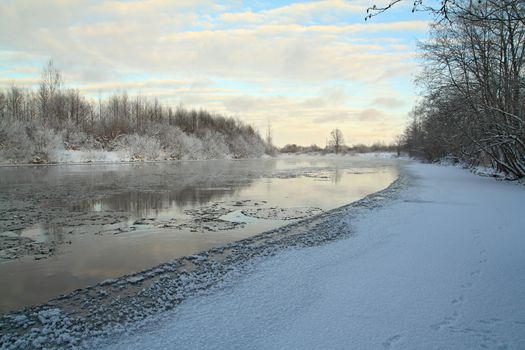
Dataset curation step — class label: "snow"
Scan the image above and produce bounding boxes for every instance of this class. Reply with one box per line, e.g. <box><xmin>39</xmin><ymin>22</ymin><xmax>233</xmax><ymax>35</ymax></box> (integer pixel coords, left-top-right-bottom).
<box><xmin>219</xmin><ymin>210</ymin><xmax>260</xmax><ymax>224</ymax></box>
<box><xmin>50</xmin><ymin>150</ymin><xmax>127</xmax><ymax>164</ymax></box>
<box><xmin>125</xmin><ymin>276</ymin><xmax>145</xmax><ymax>284</ymax></box>
<box><xmin>354</xmin><ymin>151</ymin><xmax>397</xmax><ymax>159</ymax></box>
<box><xmin>101</xmin><ymin>163</ymin><xmax>525</xmax><ymax>349</ymax></box>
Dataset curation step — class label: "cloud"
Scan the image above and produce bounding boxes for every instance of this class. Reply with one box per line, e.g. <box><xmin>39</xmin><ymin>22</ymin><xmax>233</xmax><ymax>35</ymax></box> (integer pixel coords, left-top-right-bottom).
<box><xmin>93</xmin><ymin>0</ymin><xmax>214</xmax><ymax>17</ymax></box>
<box><xmin>313</xmin><ymin>112</ymin><xmax>351</xmax><ymax>123</ymax></box>
<box><xmin>356</xmin><ymin>108</ymin><xmax>385</xmax><ymax>121</ymax></box>
<box><xmin>78</xmin><ymin>79</ymin><xmax>188</xmax><ymax>93</ymax></box>
<box><xmin>0</xmin><ymin>77</ymin><xmax>40</xmax><ymax>88</ymax></box>
<box><xmin>152</xmin><ymin>22</ymin><xmax>423</xmax><ymax>83</ymax></box>
<box><xmin>219</xmin><ymin>0</ymin><xmax>365</xmax><ymax>25</ymax></box>
<box><xmin>312</xmin><ymin>107</ymin><xmax>386</xmax><ymax>124</ymax></box>
<box><xmin>301</xmin><ymin>87</ymin><xmax>348</xmax><ymax>109</ymax></box>
<box><xmin>301</xmin><ymin>97</ymin><xmax>327</xmax><ymax>109</ymax></box>
<box><xmin>0</xmin><ymin>0</ymin><xmax>427</xmax><ymax>146</ymax></box>
<box><xmin>190</xmin><ymin>78</ymin><xmax>214</xmax><ymax>89</ymax></box>
<box><xmin>371</xmin><ymin>97</ymin><xmax>405</xmax><ymax>108</ymax></box>
<box><xmin>1</xmin><ymin>0</ymin><xmax>427</xmax><ymax>85</ymax></box>
<box><xmin>223</xmin><ymin>96</ymin><xmax>290</xmax><ymax>113</ymax></box>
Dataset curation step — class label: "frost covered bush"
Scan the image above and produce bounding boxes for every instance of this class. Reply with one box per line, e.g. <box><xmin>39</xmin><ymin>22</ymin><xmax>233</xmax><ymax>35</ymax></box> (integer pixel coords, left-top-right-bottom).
<box><xmin>161</xmin><ymin>127</ymin><xmax>237</xmax><ymax>160</ymax></box>
<box><xmin>0</xmin><ymin>119</ymin><xmax>32</xmax><ymax>162</ymax></box>
<box><xmin>114</xmin><ymin>134</ymin><xmax>163</xmax><ymax>161</ymax></box>
<box><xmin>30</xmin><ymin>126</ymin><xmax>64</xmax><ymax>161</ymax></box>
<box><xmin>62</xmin><ymin>122</ymin><xmax>99</xmax><ymax>150</ymax></box>
<box><xmin>172</xmin><ymin>132</ymin><xmax>205</xmax><ymax>160</ymax></box>
<box><xmin>135</xmin><ymin>125</ymin><xmax>258</xmax><ymax>160</ymax></box>
<box><xmin>246</xmin><ymin>134</ymin><xmax>266</xmax><ymax>158</ymax></box>
<box><xmin>51</xmin><ymin>149</ymin><xmax>125</xmax><ymax>163</ymax></box>
<box><xmin>180</xmin><ymin>136</ymin><xmax>205</xmax><ymax>160</ymax></box>
<box><xmin>156</xmin><ymin>126</ymin><xmax>205</xmax><ymax>160</ymax></box>
<box><xmin>200</xmin><ymin>130</ymin><xmax>230</xmax><ymax>160</ymax></box>
<box><xmin>0</xmin><ymin>119</ymin><xmax>63</xmax><ymax>163</ymax></box>
<box><xmin>229</xmin><ymin>134</ymin><xmax>265</xmax><ymax>159</ymax></box>
<box><xmin>0</xmin><ymin>115</ymin><xmax>265</xmax><ymax>163</ymax></box>
<box><xmin>1</xmin><ymin>71</ymin><xmax>268</xmax><ymax>163</ymax></box>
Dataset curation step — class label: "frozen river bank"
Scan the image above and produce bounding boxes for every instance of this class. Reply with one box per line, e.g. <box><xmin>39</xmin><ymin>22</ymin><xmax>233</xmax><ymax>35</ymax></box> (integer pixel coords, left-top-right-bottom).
<box><xmin>97</xmin><ymin>163</ymin><xmax>525</xmax><ymax>350</ymax></box>
<box><xmin>3</xmin><ymin>161</ymin><xmax>523</xmax><ymax>349</ymax></box>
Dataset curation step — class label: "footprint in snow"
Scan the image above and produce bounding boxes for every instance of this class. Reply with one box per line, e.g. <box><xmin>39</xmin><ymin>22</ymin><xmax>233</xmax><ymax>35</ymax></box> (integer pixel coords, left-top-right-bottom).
<box><xmin>477</xmin><ymin>318</ymin><xmax>502</xmax><ymax>325</ymax></box>
<box><xmin>382</xmin><ymin>334</ymin><xmax>401</xmax><ymax>349</ymax></box>
<box><xmin>430</xmin><ymin>315</ymin><xmax>457</xmax><ymax>331</ymax></box>
<box><xmin>451</xmin><ymin>295</ymin><xmax>464</xmax><ymax>304</ymax></box>
<box><xmin>470</xmin><ymin>269</ymin><xmax>481</xmax><ymax>276</ymax></box>
<box><xmin>461</xmin><ymin>281</ymin><xmax>473</xmax><ymax>288</ymax></box>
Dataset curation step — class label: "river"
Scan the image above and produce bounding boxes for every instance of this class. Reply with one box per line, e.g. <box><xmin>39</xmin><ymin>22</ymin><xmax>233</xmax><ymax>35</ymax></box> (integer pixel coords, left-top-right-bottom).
<box><xmin>0</xmin><ymin>154</ymin><xmax>399</xmax><ymax>313</ymax></box>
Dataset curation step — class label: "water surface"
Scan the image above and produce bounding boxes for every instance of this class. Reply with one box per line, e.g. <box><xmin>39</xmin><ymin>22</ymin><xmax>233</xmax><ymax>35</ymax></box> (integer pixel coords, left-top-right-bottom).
<box><xmin>0</xmin><ymin>155</ymin><xmax>399</xmax><ymax>313</ymax></box>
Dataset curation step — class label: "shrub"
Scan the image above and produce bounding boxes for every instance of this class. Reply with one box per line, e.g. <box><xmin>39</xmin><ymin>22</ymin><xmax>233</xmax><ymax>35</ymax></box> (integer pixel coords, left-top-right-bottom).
<box><xmin>0</xmin><ymin>119</ymin><xmax>63</xmax><ymax>163</ymax></box>
<box><xmin>114</xmin><ymin>134</ymin><xmax>163</xmax><ymax>161</ymax></box>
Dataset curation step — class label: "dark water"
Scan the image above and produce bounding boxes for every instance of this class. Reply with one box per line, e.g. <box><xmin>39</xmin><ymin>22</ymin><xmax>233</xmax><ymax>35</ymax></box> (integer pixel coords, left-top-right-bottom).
<box><xmin>0</xmin><ymin>155</ymin><xmax>400</xmax><ymax>313</ymax></box>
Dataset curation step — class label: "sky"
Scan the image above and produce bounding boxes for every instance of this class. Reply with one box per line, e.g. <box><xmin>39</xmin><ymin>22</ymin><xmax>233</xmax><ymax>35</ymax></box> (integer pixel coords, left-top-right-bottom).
<box><xmin>0</xmin><ymin>0</ymin><xmax>432</xmax><ymax>147</ymax></box>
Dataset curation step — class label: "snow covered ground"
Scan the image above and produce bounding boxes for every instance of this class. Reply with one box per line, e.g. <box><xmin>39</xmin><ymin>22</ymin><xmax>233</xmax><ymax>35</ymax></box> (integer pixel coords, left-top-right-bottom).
<box><xmin>100</xmin><ymin>163</ymin><xmax>525</xmax><ymax>350</ymax></box>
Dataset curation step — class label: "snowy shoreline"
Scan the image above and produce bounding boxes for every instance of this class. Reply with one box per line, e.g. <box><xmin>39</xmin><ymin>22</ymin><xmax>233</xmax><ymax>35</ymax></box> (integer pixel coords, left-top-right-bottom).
<box><xmin>0</xmin><ymin>151</ymin><xmax>397</xmax><ymax>168</ymax></box>
<box><xmin>3</xmin><ymin>161</ymin><xmax>524</xmax><ymax>349</ymax></box>
<box><xmin>0</xmin><ymin>162</ymin><xmax>408</xmax><ymax>349</ymax></box>
<box><xmin>100</xmin><ymin>163</ymin><xmax>524</xmax><ymax>350</ymax></box>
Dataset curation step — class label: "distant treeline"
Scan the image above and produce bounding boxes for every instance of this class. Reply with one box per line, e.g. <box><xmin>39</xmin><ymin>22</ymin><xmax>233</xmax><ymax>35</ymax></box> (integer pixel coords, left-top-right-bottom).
<box><xmin>400</xmin><ymin>0</ymin><xmax>524</xmax><ymax>178</ymax></box>
<box><xmin>0</xmin><ymin>62</ymin><xmax>267</xmax><ymax>163</ymax></box>
<box><xmin>280</xmin><ymin>142</ymin><xmax>398</xmax><ymax>154</ymax></box>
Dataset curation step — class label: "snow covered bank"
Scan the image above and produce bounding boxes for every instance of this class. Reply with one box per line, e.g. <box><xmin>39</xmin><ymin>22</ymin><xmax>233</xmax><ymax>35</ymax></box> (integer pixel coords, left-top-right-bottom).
<box><xmin>0</xmin><ymin>150</ymin><xmax>399</xmax><ymax>167</ymax></box>
<box><xmin>50</xmin><ymin>150</ymin><xmax>127</xmax><ymax>164</ymax></box>
<box><xmin>100</xmin><ymin>163</ymin><xmax>525</xmax><ymax>349</ymax></box>
<box><xmin>2</xmin><ymin>163</ymin><xmax>524</xmax><ymax>349</ymax></box>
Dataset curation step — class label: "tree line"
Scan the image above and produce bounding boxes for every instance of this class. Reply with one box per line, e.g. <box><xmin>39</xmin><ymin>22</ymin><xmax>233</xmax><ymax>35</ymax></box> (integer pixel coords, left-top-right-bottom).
<box><xmin>0</xmin><ymin>62</ymin><xmax>267</xmax><ymax>163</ymax></box>
<box><xmin>400</xmin><ymin>0</ymin><xmax>525</xmax><ymax>178</ymax></box>
<box><xmin>280</xmin><ymin>128</ymin><xmax>400</xmax><ymax>154</ymax></box>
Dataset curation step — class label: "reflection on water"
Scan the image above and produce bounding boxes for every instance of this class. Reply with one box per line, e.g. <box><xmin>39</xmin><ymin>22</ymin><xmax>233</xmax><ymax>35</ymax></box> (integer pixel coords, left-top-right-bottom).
<box><xmin>20</xmin><ymin>224</ymin><xmax>49</xmax><ymax>243</ymax></box>
<box><xmin>79</xmin><ymin>186</ymin><xmax>241</xmax><ymax>218</ymax></box>
<box><xmin>0</xmin><ymin>156</ymin><xmax>401</xmax><ymax>313</ymax></box>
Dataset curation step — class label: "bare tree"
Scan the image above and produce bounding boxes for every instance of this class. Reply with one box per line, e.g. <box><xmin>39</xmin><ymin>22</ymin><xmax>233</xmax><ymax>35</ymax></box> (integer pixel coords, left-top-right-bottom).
<box><xmin>328</xmin><ymin>128</ymin><xmax>345</xmax><ymax>154</ymax></box>
<box><xmin>1</xmin><ymin>61</ymin><xmax>271</xmax><ymax>163</ymax></box>
<box><xmin>266</xmin><ymin>120</ymin><xmax>273</xmax><ymax>146</ymax></box>
<box><xmin>394</xmin><ymin>134</ymin><xmax>404</xmax><ymax>156</ymax></box>
<box><xmin>401</xmin><ymin>0</ymin><xmax>525</xmax><ymax>177</ymax></box>
<box><xmin>366</xmin><ymin>0</ymin><xmax>525</xmax><ymax>22</ymax></box>
<box><xmin>7</xmin><ymin>85</ymin><xmax>24</xmax><ymax>120</ymax></box>
<box><xmin>38</xmin><ymin>60</ymin><xmax>62</xmax><ymax>124</ymax></box>
<box><xmin>0</xmin><ymin>91</ymin><xmax>6</xmax><ymax>121</ymax></box>
<box><xmin>264</xmin><ymin>119</ymin><xmax>278</xmax><ymax>155</ymax></box>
